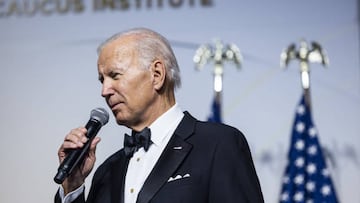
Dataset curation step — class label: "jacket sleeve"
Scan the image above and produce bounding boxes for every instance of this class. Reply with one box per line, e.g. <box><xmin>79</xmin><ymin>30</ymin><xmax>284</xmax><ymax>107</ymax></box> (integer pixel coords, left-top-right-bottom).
<box><xmin>208</xmin><ymin>129</ymin><xmax>264</xmax><ymax>203</ymax></box>
<box><xmin>54</xmin><ymin>188</ymin><xmax>86</xmax><ymax>203</ymax></box>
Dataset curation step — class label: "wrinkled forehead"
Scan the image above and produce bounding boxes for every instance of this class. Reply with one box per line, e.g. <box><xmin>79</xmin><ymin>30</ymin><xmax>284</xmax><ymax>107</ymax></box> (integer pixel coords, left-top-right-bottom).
<box><xmin>97</xmin><ymin>39</ymin><xmax>138</xmax><ymax>71</ymax></box>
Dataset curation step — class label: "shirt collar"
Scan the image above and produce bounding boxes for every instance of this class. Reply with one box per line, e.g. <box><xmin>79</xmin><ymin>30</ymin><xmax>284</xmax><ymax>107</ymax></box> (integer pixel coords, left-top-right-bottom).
<box><xmin>148</xmin><ymin>103</ymin><xmax>184</xmax><ymax>146</ymax></box>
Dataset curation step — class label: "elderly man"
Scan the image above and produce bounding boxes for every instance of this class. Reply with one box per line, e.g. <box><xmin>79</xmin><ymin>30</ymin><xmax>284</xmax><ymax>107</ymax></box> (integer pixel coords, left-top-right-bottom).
<box><xmin>55</xmin><ymin>27</ymin><xmax>264</xmax><ymax>203</ymax></box>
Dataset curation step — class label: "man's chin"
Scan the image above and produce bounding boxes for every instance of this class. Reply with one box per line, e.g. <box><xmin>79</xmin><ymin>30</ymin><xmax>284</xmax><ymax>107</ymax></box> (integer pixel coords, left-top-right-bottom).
<box><xmin>114</xmin><ymin>114</ymin><xmax>127</xmax><ymax>126</ymax></box>
<box><xmin>116</xmin><ymin>119</ymin><xmax>125</xmax><ymax>125</ymax></box>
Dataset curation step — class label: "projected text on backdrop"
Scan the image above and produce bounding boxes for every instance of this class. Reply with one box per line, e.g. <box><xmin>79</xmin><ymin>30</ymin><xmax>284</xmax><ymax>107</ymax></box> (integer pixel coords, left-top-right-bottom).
<box><xmin>0</xmin><ymin>0</ymin><xmax>213</xmax><ymax>17</ymax></box>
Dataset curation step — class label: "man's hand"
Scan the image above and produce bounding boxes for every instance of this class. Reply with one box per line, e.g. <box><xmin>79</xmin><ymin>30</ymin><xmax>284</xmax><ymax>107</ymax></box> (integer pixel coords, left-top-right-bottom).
<box><xmin>57</xmin><ymin>127</ymin><xmax>101</xmax><ymax>195</ymax></box>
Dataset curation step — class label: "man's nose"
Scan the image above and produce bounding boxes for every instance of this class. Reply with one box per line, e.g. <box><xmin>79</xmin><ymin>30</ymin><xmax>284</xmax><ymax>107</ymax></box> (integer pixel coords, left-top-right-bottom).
<box><xmin>101</xmin><ymin>79</ymin><xmax>113</xmax><ymax>98</ymax></box>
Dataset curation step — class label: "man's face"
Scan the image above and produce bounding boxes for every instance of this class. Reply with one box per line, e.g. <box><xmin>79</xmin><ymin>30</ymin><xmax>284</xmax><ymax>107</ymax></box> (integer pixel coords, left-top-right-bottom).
<box><xmin>97</xmin><ymin>38</ymin><xmax>156</xmax><ymax>128</ymax></box>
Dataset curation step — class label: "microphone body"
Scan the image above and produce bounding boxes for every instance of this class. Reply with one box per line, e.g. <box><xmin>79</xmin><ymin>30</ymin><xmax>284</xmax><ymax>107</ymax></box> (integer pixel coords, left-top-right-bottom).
<box><xmin>54</xmin><ymin>108</ymin><xmax>109</xmax><ymax>184</ymax></box>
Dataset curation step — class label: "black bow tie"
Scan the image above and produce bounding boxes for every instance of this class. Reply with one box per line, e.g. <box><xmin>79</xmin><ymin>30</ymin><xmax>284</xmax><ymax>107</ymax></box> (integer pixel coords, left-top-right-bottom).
<box><xmin>124</xmin><ymin>127</ymin><xmax>152</xmax><ymax>158</ymax></box>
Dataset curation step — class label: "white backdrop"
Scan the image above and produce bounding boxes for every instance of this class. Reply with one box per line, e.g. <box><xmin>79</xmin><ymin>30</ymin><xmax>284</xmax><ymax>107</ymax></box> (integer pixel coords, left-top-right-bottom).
<box><xmin>0</xmin><ymin>1</ymin><xmax>359</xmax><ymax>202</ymax></box>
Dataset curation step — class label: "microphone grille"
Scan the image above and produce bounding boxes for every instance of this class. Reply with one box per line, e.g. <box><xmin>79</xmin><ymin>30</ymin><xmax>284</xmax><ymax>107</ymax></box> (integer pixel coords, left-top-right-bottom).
<box><xmin>90</xmin><ymin>108</ymin><xmax>109</xmax><ymax>126</ymax></box>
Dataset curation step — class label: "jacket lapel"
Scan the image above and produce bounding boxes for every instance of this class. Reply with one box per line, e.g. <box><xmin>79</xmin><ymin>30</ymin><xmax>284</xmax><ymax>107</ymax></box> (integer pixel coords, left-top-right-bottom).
<box><xmin>110</xmin><ymin>151</ymin><xmax>130</xmax><ymax>203</ymax></box>
<box><xmin>136</xmin><ymin>112</ymin><xmax>196</xmax><ymax>203</ymax></box>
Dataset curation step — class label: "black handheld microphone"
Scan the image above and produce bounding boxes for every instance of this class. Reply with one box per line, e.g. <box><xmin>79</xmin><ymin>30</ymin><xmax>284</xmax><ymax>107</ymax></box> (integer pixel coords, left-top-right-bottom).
<box><xmin>54</xmin><ymin>108</ymin><xmax>109</xmax><ymax>184</ymax></box>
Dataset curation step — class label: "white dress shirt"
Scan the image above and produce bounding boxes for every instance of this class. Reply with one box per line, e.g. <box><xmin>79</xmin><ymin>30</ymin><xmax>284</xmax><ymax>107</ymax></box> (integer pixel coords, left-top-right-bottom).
<box><xmin>59</xmin><ymin>103</ymin><xmax>184</xmax><ymax>203</ymax></box>
<box><xmin>124</xmin><ymin>103</ymin><xmax>184</xmax><ymax>203</ymax></box>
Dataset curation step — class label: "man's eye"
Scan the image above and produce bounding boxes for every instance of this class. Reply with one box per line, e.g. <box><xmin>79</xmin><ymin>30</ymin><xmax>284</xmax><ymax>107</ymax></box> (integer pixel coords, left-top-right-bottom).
<box><xmin>98</xmin><ymin>76</ymin><xmax>104</xmax><ymax>84</ymax></box>
<box><xmin>109</xmin><ymin>72</ymin><xmax>121</xmax><ymax>79</ymax></box>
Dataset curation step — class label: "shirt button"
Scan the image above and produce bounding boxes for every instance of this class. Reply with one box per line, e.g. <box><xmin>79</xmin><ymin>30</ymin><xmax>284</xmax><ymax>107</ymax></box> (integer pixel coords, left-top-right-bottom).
<box><xmin>137</xmin><ymin>157</ymin><xmax>140</xmax><ymax>162</ymax></box>
<box><xmin>130</xmin><ymin>188</ymin><xmax>134</xmax><ymax>193</ymax></box>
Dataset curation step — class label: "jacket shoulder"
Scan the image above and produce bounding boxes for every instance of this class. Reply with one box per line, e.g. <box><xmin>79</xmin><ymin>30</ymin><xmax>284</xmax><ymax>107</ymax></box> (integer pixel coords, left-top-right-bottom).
<box><xmin>182</xmin><ymin>111</ymin><xmax>248</xmax><ymax>145</ymax></box>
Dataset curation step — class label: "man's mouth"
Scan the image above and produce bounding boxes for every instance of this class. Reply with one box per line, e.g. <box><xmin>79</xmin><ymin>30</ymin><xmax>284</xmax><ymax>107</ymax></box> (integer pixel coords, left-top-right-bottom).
<box><xmin>109</xmin><ymin>102</ymin><xmax>123</xmax><ymax>112</ymax></box>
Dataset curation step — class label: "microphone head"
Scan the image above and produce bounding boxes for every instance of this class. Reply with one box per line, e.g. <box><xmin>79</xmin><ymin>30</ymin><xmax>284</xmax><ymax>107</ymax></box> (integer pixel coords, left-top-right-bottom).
<box><xmin>90</xmin><ymin>108</ymin><xmax>109</xmax><ymax>126</ymax></box>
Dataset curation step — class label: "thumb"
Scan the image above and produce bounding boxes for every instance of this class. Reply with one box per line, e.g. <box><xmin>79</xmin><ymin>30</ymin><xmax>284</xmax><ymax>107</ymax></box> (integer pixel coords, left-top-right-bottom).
<box><xmin>86</xmin><ymin>137</ymin><xmax>101</xmax><ymax>163</ymax></box>
<box><xmin>89</xmin><ymin>137</ymin><xmax>101</xmax><ymax>153</ymax></box>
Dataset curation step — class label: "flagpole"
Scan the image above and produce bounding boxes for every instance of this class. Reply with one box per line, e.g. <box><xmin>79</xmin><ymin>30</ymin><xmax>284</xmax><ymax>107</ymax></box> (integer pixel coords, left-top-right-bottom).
<box><xmin>193</xmin><ymin>39</ymin><xmax>242</xmax><ymax>122</ymax></box>
<box><xmin>280</xmin><ymin>39</ymin><xmax>329</xmax><ymax>112</ymax></box>
<box><xmin>300</xmin><ymin>59</ymin><xmax>312</xmax><ymax>111</ymax></box>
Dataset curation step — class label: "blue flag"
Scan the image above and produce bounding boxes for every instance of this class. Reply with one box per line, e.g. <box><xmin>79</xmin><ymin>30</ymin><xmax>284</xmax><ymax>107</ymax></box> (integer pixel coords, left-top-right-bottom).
<box><xmin>207</xmin><ymin>95</ymin><xmax>222</xmax><ymax>123</ymax></box>
<box><xmin>279</xmin><ymin>94</ymin><xmax>339</xmax><ymax>203</ymax></box>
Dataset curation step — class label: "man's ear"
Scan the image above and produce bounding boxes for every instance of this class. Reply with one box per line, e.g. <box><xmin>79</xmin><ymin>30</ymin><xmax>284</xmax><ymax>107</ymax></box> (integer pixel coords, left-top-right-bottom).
<box><xmin>151</xmin><ymin>60</ymin><xmax>166</xmax><ymax>91</ymax></box>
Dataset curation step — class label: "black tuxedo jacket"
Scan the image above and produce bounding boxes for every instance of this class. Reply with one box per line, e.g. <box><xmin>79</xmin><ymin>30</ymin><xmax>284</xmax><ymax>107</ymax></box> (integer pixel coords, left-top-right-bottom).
<box><xmin>55</xmin><ymin>111</ymin><xmax>264</xmax><ymax>203</ymax></box>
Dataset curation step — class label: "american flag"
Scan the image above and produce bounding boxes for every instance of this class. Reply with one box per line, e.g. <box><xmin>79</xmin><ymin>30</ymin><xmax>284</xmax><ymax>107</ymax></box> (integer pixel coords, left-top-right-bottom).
<box><xmin>279</xmin><ymin>94</ymin><xmax>339</xmax><ymax>203</ymax></box>
<box><xmin>207</xmin><ymin>94</ymin><xmax>222</xmax><ymax>123</ymax></box>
